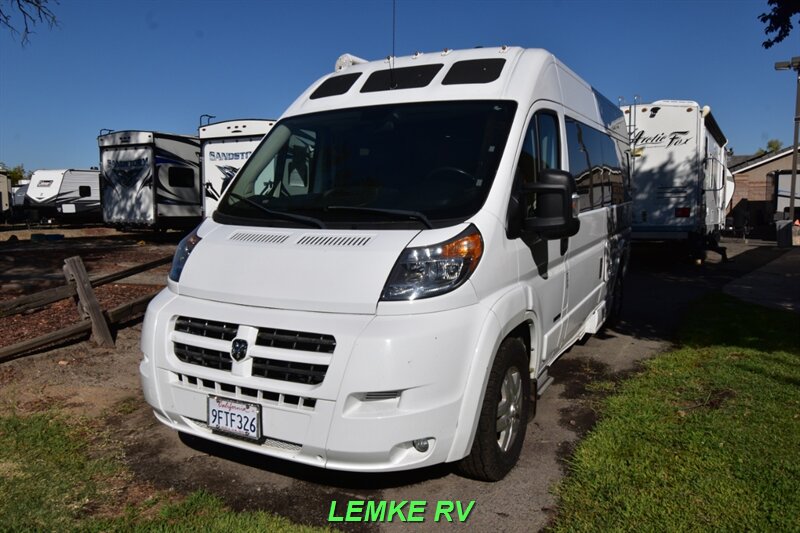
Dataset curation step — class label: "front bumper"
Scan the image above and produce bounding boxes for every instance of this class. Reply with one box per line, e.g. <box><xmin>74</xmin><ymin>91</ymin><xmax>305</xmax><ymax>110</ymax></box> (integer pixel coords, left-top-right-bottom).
<box><xmin>140</xmin><ymin>289</ymin><xmax>489</xmax><ymax>472</ymax></box>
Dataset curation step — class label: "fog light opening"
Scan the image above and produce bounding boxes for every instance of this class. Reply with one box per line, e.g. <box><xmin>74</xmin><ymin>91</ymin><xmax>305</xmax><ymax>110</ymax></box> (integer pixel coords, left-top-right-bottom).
<box><xmin>412</xmin><ymin>438</ymin><xmax>430</xmax><ymax>453</ymax></box>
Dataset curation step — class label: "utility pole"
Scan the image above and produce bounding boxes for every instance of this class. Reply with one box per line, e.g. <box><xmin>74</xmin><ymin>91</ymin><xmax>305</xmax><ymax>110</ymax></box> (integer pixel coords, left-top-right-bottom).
<box><xmin>774</xmin><ymin>57</ymin><xmax>800</xmax><ymax>246</ymax></box>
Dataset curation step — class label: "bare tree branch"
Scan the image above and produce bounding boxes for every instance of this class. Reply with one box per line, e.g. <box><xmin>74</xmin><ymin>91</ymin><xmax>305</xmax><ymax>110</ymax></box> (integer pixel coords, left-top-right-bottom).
<box><xmin>0</xmin><ymin>0</ymin><xmax>58</xmax><ymax>45</ymax></box>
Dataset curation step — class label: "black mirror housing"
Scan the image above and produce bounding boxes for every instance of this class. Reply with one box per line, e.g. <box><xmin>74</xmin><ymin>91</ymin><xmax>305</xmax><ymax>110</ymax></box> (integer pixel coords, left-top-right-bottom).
<box><xmin>521</xmin><ymin>169</ymin><xmax>580</xmax><ymax>239</ymax></box>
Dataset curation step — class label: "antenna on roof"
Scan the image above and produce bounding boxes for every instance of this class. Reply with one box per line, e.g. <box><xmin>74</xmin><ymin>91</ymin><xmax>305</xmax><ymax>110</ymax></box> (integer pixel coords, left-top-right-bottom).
<box><xmin>199</xmin><ymin>114</ymin><xmax>216</xmax><ymax>128</ymax></box>
<box><xmin>389</xmin><ymin>0</ymin><xmax>397</xmax><ymax>89</ymax></box>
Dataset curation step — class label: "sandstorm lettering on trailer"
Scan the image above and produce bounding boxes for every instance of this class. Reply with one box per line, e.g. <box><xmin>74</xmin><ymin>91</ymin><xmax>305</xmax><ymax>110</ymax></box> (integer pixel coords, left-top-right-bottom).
<box><xmin>209</xmin><ymin>151</ymin><xmax>253</xmax><ymax>162</ymax></box>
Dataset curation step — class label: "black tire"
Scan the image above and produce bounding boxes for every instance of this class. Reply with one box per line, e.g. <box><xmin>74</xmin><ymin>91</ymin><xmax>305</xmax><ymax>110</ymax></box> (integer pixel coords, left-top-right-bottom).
<box><xmin>458</xmin><ymin>337</ymin><xmax>530</xmax><ymax>481</ymax></box>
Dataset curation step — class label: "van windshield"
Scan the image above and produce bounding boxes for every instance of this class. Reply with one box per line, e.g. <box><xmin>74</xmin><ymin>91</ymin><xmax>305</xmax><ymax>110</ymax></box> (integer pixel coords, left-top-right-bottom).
<box><xmin>216</xmin><ymin>101</ymin><xmax>517</xmax><ymax>228</ymax></box>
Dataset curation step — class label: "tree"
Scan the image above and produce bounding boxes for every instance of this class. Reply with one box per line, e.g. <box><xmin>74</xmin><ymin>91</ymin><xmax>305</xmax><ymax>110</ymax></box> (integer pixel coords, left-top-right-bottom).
<box><xmin>759</xmin><ymin>0</ymin><xmax>800</xmax><ymax>49</ymax></box>
<box><xmin>0</xmin><ymin>0</ymin><xmax>58</xmax><ymax>45</ymax></box>
<box><xmin>754</xmin><ymin>139</ymin><xmax>784</xmax><ymax>157</ymax></box>
<box><xmin>2</xmin><ymin>163</ymin><xmax>30</xmax><ymax>184</ymax></box>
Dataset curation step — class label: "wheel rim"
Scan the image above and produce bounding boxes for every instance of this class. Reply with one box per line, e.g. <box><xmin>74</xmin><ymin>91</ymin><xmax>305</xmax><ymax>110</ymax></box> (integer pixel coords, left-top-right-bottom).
<box><xmin>496</xmin><ymin>366</ymin><xmax>523</xmax><ymax>452</ymax></box>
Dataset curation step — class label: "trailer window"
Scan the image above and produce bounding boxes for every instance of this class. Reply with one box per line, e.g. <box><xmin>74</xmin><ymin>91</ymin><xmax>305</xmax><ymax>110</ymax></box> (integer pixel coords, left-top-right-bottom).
<box><xmin>79</xmin><ymin>186</ymin><xmax>91</xmax><ymax>197</ymax></box>
<box><xmin>168</xmin><ymin>167</ymin><xmax>194</xmax><ymax>188</ymax></box>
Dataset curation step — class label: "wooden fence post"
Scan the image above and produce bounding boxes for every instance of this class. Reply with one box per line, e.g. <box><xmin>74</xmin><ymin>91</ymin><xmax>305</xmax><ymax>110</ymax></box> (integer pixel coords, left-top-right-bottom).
<box><xmin>63</xmin><ymin>256</ymin><xmax>115</xmax><ymax>347</ymax></box>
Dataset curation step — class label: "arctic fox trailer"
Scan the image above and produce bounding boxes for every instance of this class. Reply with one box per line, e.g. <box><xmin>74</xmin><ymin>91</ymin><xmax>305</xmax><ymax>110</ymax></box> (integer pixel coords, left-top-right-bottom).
<box><xmin>621</xmin><ymin>100</ymin><xmax>732</xmax><ymax>253</ymax></box>
<box><xmin>140</xmin><ymin>47</ymin><xmax>632</xmax><ymax>481</ymax></box>
<box><xmin>98</xmin><ymin>131</ymin><xmax>201</xmax><ymax>229</ymax></box>
<box><xmin>25</xmin><ymin>169</ymin><xmax>102</xmax><ymax>222</ymax></box>
<box><xmin>199</xmin><ymin>119</ymin><xmax>276</xmax><ymax>215</ymax></box>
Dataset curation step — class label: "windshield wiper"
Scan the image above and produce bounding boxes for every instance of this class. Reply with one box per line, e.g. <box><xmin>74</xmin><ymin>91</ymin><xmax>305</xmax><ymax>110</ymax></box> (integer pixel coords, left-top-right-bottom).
<box><xmin>229</xmin><ymin>192</ymin><xmax>326</xmax><ymax>229</ymax></box>
<box><xmin>326</xmin><ymin>205</ymin><xmax>433</xmax><ymax>229</ymax></box>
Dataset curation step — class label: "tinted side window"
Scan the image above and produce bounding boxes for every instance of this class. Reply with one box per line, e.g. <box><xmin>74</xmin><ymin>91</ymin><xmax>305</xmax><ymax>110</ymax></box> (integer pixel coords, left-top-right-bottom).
<box><xmin>536</xmin><ymin>113</ymin><xmax>560</xmax><ymax>174</ymax></box>
<box><xmin>566</xmin><ymin>117</ymin><xmax>623</xmax><ymax>211</ymax></box>
<box><xmin>79</xmin><ymin>185</ymin><xmax>91</xmax><ymax>197</ymax></box>
<box><xmin>514</xmin><ymin>111</ymin><xmax>560</xmax><ymax>216</ymax></box>
<box><xmin>566</xmin><ymin>118</ymin><xmax>592</xmax><ymax>212</ymax></box>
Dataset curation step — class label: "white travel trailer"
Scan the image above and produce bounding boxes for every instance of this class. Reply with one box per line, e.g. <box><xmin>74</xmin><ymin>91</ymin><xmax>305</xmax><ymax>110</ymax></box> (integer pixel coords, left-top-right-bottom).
<box><xmin>0</xmin><ymin>170</ymin><xmax>9</xmax><ymax>219</ymax></box>
<box><xmin>98</xmin><ymin>131</ymin><xmax>201</xmax><ymax>229</ymax></box>
<box><xmin>25</xmin><ymin>169</ymin><xmax>101</xmax><ymax>221</ymax></box>
<box><xmin>199</xmin><ymin>119</ymin><xmax>276</xmax><ymax>215</ymax></box>
<box><xmin>140</xmin><ymin>47</ymin><xmax>632</xmax><ymax>481</ymax></box>
<box><xmin>621</xmin><ymin>100</ymin><xmax>733</xmax><ymax>254</ymax></box>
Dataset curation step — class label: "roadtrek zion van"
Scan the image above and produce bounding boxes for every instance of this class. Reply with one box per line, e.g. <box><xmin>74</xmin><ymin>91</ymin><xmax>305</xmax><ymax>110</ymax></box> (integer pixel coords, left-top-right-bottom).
<box><xmin>140</xmin><ymin>46</ymin><xmax>632</xmax><ymax>481</ymax></box>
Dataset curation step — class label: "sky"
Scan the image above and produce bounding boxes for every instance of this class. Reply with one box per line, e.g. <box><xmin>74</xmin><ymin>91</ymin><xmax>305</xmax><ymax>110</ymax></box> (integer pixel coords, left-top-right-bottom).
<box><xmin>0</xmin><ymin>0</ymin><xmax>797</xmax><ymax>172</ymax></box>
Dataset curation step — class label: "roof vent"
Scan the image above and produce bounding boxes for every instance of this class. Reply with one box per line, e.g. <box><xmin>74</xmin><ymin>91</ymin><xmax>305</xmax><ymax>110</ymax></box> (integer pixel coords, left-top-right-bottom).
<box><xmin>335</xmin><ymin>53</ymin><xmax>367</xmax><ymax>72</ymax></box>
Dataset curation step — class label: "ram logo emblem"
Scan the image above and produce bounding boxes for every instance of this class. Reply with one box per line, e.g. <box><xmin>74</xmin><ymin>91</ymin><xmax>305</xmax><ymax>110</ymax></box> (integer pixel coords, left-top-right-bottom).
<box><xmin>230</xmin><ymin>339</ymin><xmax>249</xmax><ymax>362</ymax></box>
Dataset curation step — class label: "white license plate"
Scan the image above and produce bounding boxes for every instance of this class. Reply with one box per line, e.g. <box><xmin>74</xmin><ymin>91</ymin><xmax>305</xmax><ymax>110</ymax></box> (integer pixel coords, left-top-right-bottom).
<box><xmin>207</xmin><ymin>396</ymin><xmax>261</xmax><ymax>440</ymax></box>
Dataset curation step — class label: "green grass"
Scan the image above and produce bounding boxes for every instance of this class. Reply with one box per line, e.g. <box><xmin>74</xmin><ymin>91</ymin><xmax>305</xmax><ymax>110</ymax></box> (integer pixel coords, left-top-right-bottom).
<box><xmin>0</xmin><ymin>412</ymin><xmax>328</xmax><ymax>532</ymax></box>
<box><xmin>551</xmin><ymin>293</ymin><xmax>800</xmax><ymax>532</ymax></box>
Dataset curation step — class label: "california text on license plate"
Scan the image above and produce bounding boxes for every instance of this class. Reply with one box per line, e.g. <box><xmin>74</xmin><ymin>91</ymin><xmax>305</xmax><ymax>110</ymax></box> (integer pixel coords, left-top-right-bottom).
<box><xmin>207</xmin><ymin>396</ymin><xmax>261</xmax><ymax>440</ymax></box>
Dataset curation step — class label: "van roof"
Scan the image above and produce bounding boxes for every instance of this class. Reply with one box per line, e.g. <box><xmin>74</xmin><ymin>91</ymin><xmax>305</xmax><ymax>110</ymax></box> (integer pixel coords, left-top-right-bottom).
<box><xmin>282</xmin><ymin>46</ymin><xmax>622</xmax><ymax>137</ymax></box>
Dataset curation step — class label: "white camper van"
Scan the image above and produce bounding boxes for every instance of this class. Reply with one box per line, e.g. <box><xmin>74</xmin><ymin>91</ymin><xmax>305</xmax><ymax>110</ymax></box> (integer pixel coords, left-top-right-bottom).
<box><xmin>98</xmin><ymin>131</ymin><xmax>201</xmax><ymax>229</ymax></box>
<box><xmin>140</xmin><ymin>47</ymin><xmax>632</xmax><ymax>481</ymax></box>
<box><xmin>621</xmin><ymin>100</ymin><xmax>733</xmax><ymax>255</ymax></box>
<box><xmin>199</xmin><ymin>119</ymin><xmax>276</xmax><ymax>215</ymax></box>
<box><xmin>25</xmin><ymin>169</ymin><xmax>101</xmax><ymax>222</ymax></box>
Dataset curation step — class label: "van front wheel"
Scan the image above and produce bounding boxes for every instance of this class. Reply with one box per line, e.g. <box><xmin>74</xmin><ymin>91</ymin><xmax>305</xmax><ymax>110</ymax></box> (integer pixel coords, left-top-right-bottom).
<box><xmin>458</xmin><ymin>337</ymin><xmax>530</xmax><ymax>481</ymax></box>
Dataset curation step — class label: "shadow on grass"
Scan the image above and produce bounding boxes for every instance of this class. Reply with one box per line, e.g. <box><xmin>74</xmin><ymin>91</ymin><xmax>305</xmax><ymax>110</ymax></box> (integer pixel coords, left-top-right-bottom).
<box><xmin>679</xmin><ymin>292</ymin><xmax>800</xmax><ymax>355</ymax></box>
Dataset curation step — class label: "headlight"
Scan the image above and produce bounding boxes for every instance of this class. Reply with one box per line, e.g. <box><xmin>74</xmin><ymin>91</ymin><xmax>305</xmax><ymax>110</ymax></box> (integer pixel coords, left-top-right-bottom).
<box><xmin>381</xmin><ymin>224</ymin><xmax>483</xmax><ymax>301</ymax></box>
<box><xmin>169</xmin><ymin>227</ymin><xmax>202</xmax><ymax>282</ymax></box>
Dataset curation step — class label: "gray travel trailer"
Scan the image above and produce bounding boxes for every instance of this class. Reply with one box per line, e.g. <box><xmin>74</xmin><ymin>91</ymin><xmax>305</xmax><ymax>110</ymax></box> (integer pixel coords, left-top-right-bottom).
<box><xmin>10</xmin><ymin>180</ymin><xmax>29</xmax><ymax>222</ymax></box>
<box><xmin>199</xmin><ymin>119</ymin><xmax>275</xmax><ymax>215</ymax></box>
<box><xmin>24</xmin><ymin>169</ymin><xmax>101</xmax><ymax>222</ymax></box>
<box><xmin>98</xmin><ymin>131</ymin><xmax>201</xmax><ymax>229</ymax></box>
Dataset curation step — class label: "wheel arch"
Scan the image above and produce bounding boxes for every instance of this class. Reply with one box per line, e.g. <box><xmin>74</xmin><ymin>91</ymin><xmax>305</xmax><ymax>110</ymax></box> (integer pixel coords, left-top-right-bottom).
<box><xmin>446</xmin><ymin>286</ymin><xmax>540</xmax><ymax>462</ymax></box>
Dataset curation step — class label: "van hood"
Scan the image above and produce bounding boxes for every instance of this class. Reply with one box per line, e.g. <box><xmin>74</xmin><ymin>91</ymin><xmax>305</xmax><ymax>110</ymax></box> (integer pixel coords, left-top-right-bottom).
<box><xmin>177</xmin><ymin>224</ymin><xmax>421</xmax><ymax>314</ymax></box>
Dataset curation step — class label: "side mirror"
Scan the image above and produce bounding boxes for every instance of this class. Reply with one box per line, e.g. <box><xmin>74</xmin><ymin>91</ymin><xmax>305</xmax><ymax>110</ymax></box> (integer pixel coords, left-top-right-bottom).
<box><xmin>521</xmin><ymin>169</ymin><xmax>580</xmax><ymax>239</ymax></box>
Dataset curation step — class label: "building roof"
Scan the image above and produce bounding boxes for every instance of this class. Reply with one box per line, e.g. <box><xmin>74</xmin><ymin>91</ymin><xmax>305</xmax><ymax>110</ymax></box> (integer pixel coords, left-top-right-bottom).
<box><xmin>730</xmin><ymin>146</ymin><xmax>799</xmax><ymax>174</ymax></box>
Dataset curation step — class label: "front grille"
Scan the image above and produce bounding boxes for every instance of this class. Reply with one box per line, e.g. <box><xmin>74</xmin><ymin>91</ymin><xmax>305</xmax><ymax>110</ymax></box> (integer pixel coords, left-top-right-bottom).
<box><xmin>174</xmin><ymin>343</ymin><xmax>232</xmax><ymax>371</ymax></box>
<box><xmin>256</xmin><ymin>328</ymin><xmax>336</xmax><ymax>353</ymax></box>
<box><xmin>175</xmin><ymin>316</ymin><xmax>238</xmax><ymax>341</ymax></box>
<box><xmin>175</xmin><ymin>372</ymin><xmax>316</xmax><ymax>410</ymax></box>
<box><xmin>252</xmin><ymin>357</ymin><xmax>328</xmax><ymax>385</ymax></box>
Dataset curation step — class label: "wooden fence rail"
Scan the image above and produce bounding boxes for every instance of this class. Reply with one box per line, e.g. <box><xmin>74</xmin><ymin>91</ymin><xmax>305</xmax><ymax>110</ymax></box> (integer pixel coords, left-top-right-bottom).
<box><xmin>0</xmin><ymin>256</ymin><xmax>171</xmax><ymax>318</ymax></box>
<box><xmin>0</xmin><ymin>255</ymin><xmax>170</xmax><ymax>363</ymax></box>
<box><xmin>0</xmin><ymin>293</ymin><xmax>156</xmax><ymax>363</ymax></box>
